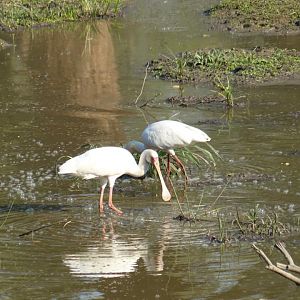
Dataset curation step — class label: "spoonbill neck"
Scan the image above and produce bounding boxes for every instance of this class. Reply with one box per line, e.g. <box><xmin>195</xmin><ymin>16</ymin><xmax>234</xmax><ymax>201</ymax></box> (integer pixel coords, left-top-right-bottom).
<box><xmin>130</xmin><ymin>150</ymin><xmax>152</xmax><ymax>177</ymax></box>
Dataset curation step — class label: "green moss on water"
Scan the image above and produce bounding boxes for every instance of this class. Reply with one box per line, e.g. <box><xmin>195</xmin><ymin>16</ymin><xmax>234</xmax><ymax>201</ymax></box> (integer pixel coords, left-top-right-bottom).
<box><xmin>0</xmin><ymin>0</ymin><xmax>123</xmax><ymax>31</ymax></box>
<box><xmin>208</xmin><ymin>0</ymin><xmax>300</xmax><ymax>33</ymax></box>
<box><xmin>149</xmin><ymin>47</ymin><xmax>300</xmax><ymax>84</ymax></box>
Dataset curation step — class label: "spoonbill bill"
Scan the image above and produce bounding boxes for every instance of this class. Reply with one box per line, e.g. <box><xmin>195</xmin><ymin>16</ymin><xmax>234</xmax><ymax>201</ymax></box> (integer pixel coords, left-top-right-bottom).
<box><xmin>125</xmin><ymin>120</ymin><xmax>211</xmax><ymax>181</ymax></box>
<box><xmin>58</xmin><ymin>147</ymin><xmax>171</xmax><ymax>215</ymax></box>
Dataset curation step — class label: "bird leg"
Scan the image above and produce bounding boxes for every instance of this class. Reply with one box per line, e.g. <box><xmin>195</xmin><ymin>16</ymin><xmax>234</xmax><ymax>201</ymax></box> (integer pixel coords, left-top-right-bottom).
<box><xmin>164</xmin><ymin>154</ymin><xmax>172</xmax><ymax>191</ymax></box>
<box><xmin>99</xmin><ymin>185</ymin><xmax>105</xmax><ymax>213</ymax></box>
<box><xmin>171</xmin><ymin>154</ymin><xmax>189</xmax><ymax>186</ymax></box>
<box><xmin>108</xmin><ymin>186</ymin><xmax>123</xmax><ymax>215</ymax></box>
<box><xmin>165</xmin><ymin>154</ymin><xmax>188</xmax><ymax>188</ymax></box>
<box><xmin>166</xmin><ymin>154</ymin><xmax>171</xmax><ymax>178</ymax></box>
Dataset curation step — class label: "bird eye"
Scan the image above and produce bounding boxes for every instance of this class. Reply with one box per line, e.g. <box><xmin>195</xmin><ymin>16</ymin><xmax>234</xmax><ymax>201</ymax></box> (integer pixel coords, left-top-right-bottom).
<box><xmin>152</xmin><ymin>156</ymin><xmax>159</xmax><ymax>164</ymax></box>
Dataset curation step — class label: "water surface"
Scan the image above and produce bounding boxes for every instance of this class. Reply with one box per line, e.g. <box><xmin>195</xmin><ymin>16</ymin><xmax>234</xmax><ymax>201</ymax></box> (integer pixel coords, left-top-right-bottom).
<box><xmin>0</xmin><ymin>1</ymin><xmax>299</xmax><ymax>299</ymax></box>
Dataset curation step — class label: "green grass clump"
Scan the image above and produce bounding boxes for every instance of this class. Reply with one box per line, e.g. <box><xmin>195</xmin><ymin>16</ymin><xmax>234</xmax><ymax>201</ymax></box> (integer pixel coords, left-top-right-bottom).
<box><xmin>0</xmin><ymin>0</ymin><xmax>123</xmax><ymax>31</ymax></box>
<box><xmin>174</xmin><ymin>203</ymin><xmax>294</xmax><ymax>244</ymax></box>
<box><xmin>209</xmin><ymin>0</ymin><xmax>300</xmax><ymax>33</ymax></box>
<box><xmin>149</xmin><ymin>47</ymin><xmax>300</xmax><ymax>84</ymax></box>
<box><xmin>129</xmin><ymin>143</ymin><xmax>220</xmax><ymax>180</ymax></box>
<box><xmin>234</xmin><ymin>204</ymin><xmax>291</xmax><ymax>238</ymax></box>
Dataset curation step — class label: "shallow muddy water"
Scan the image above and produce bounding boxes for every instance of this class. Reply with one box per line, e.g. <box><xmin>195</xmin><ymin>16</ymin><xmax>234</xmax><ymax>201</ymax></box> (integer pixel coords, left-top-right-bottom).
<box><xmin>0</xmin><ymin>1</ymin><xmax>299</xmax><ymax>299</ymax></box>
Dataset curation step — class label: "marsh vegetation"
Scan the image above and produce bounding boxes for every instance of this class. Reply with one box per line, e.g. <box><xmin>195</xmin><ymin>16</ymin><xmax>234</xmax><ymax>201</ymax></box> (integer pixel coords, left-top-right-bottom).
<box><xmin>207</xmin><ymin>0</ymin><xmax>300</xmax><ymax>34</ymax></box>
<box><xmin>0</xmin><ymin>0</ymin><xmax>123</xmax><ymax>31</ymax></box>
<box><xmin>149</xmin><ymin>47</ymin><xmax>300</xmax><ymax>85</ymax></box>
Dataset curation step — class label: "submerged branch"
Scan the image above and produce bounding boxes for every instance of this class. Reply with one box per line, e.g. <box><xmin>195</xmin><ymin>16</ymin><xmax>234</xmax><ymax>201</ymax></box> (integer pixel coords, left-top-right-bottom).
<box><xmin>19</xmin><ymin>219</ymin><xmax>70</xmax><ymax>237</ymax></box>
<box><xmin>135</xmin><ymin>62</ymin><xmax>149</xmax><ymax>105</ymax></box>
<box><xmin>275</xmin><ymin>242</ymin><xmax>300</xmax><ymax>274</ymax></box>
<box><xmin>252</xmin><ymin>243</ymin><xmax>300</xmax><ymax>285</ymax></box>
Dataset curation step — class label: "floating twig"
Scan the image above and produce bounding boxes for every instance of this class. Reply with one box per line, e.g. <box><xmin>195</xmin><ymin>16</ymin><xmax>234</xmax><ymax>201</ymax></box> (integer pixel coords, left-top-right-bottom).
<box><xmin>19</xmin><ymin>219</ymin><xmax>70</xmax><ymax>237</ymax></box>
<box><xmin>63</xmin><ymin>220</ymin><xmax>72</xmax><ymax>228</ymax></box>
<box><xmin>19</xmin><ymin>223</ymin><xmax>55</xmax><ymax>237</ymax></box>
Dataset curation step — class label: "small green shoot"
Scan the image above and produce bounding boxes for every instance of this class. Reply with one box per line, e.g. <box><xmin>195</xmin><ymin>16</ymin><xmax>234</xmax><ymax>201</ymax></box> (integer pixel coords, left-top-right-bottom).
<box><xmin>217</xmin><ymin>213</ymin><xmax>228</xmax><ymax>243</ymax></box>
<box><xmin>212</xmin><ymin>76</ymin><xmax>234</xmax><ymax>107</ymax></box>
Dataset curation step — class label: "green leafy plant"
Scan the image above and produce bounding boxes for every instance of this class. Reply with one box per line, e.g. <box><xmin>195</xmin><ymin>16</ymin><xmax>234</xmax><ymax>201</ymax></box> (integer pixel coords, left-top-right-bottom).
<box><xmin>234</xmin><ymin>204</ymin><xmax>291</xmax><ymax>237</ymax></box>
<box><xmin>212</xmin><ymin>76</ymin><xmax>234</xmax><ymax>107</ymax></box>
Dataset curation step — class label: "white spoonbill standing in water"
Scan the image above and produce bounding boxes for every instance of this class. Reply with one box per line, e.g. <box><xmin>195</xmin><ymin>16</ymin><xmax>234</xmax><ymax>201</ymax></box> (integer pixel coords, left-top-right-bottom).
<box><xmin>125</xmin><ymin>120</ymin><xmax>211</xmax><ymax>180</ymax></box>
<box><xmin>58</xmin><ymin>147</ymin><xmax>171</xmax><ymax>215</ymax></box>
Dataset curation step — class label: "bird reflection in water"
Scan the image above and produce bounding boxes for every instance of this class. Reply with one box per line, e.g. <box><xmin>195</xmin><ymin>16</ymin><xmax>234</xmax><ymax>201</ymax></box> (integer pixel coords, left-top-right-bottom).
<box><xmin>63</xmin><ymin>219</ymin><xmax>165</xmax><ymax>278</ymax></box>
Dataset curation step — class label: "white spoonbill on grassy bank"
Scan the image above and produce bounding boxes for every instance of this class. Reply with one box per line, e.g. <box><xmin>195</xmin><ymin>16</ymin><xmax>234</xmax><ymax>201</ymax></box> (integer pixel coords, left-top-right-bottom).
<box><xmin>125</xmin><ymin>120</ymin><xmax>211</xmax><ymax>180</ymax></box>
<box><xmin>58</xmin><ymin>147</ymin><xmax>171</xmax><ymax>215</ymax></box>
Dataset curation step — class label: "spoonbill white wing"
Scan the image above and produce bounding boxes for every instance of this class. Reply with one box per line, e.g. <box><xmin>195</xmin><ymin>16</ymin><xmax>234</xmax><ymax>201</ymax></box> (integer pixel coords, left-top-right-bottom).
<box><xmin>58</xmin><ymin>147</ymin><xmax>138</xmax><ymax>179</ymax></box>
<box><xmin>142</xmin><ymin>120</ymin><xmax>210</xmax><ymax>151</ymax></box>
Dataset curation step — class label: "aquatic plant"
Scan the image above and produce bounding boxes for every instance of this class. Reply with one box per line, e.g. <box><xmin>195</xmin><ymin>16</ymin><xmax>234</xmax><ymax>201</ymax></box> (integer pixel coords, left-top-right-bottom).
<box><xmin>149</xmin><ymin>47</ymin><xmax>300</xmax><ymax>85</ymax></box>
<box><xmin>234</xmin><ymin>204</ymin><xmax>291</xmax><ymax>238</ymax></box>
<box><xmin>217</xmin><ymin>212</ymin><xmax>229</xmax><ymax>243</ymax></box>
<box><xmin>146</xmin><ymin>143</ymin><xmax>220</xmax><ymax>180</ymax></box>
<box><xmin>0</xmin><ymin>0</ymin><xmax>123</xmax><ymax>31</ymax></box>
<box><xmin>211</xmin><ymin>76</ymin><xmax>234</xmax><ymax>107</ymax></box>
<box><xmin>174</xmin><ymin>200</ymin><xmax>295</xmax><ymax>244</ymax></box>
